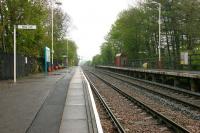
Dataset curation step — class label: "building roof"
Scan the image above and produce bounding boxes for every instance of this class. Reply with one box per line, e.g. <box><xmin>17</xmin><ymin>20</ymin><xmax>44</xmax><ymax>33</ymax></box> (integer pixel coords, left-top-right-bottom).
<box><xmin>116</xmin><ymin>53</ymin><xmax>127</xmax><ymax>57</ymax></box>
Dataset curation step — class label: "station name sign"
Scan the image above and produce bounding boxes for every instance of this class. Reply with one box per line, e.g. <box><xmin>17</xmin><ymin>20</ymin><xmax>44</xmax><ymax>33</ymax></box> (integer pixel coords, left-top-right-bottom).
<box><xmin>18</xmin><ymin>25</ymin><xmax>37</xmax><ymax>30</ymax></box>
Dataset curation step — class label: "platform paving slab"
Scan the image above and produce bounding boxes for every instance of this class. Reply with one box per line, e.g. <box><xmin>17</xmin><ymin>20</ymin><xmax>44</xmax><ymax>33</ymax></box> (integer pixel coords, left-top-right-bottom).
<box><xmin>66</xmin><ymin>95</ymin><xmax>85</xmax><ymax>105</ymax></box>
<box><xmin>60</xmin><ymin>120</ymin><xmax>88</xmax><ymax>133</ymax></box>
<box><xmin>59</xmin><ymin>68</ymin><xmax>89</xmax><ymax>133</ymax></box>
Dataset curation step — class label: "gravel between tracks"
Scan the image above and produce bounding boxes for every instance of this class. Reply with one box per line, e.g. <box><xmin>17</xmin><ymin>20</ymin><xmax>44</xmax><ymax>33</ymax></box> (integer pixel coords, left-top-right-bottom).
<box><xmin>92</xmin><ymin>91</ymin><xmax>118</xmax><ymax>133</ymax></box>
<box><xmin>103</xmin><ymin>70</ymin><xmax>200</xmax><ymax>120</ymax></box>
<box><xmin>94</xmin><ymin>70</ymin><xmax>200</xmax><ymax>133</ymax></box>
<box><xmin>87</xmin><ymin>72</ymin><xmax>173</xmax><ymax>133</ymax></box>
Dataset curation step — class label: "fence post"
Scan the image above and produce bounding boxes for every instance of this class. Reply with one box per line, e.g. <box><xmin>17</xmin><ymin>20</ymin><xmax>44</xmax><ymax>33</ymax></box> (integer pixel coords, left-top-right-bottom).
<box><xmin>189</xmin><ymin>55</ymin><xmax>192</xmax><ymax>70</ymax></box>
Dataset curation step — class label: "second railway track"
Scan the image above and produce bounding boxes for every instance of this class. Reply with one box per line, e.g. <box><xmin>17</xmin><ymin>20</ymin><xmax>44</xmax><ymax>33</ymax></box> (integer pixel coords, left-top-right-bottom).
<box><xmin>95</xmin><ymin>69</ymin><xmax>200</xmax><ymax>110</ymax></box>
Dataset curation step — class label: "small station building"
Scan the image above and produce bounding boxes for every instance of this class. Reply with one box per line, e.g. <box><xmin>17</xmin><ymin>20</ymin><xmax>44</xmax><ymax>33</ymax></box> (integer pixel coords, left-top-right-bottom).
<box><xmin>115</xmin><ymin>53</ymin><xmax>127</xmax><ymax>67</ymax></box>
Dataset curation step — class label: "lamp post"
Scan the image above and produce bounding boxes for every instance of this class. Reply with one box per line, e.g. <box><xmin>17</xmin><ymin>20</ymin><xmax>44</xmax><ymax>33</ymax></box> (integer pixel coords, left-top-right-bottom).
<box><xmin>51</xmin><ymin>0</ymin><xmax>62</xmax><ymax>67</ymax></box>
<box><xmin>51</xmin><ymin>0</ymin><xmax>54</xmax><ymax>67</ymax></box>
<box><xmin>151</xmin><ymin>1</ymin><xmax>161</xmax><ymax>62</ymax></box>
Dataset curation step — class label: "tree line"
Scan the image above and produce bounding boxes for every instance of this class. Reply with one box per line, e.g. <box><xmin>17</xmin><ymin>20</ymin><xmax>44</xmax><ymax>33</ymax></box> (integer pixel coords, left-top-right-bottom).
<box><xmin>0</xmin><ymin>0</ymin><xmax>78</xmax><ymax>66</ymax></box>
<box><xmin>92</xmin><ymin>0</ymin><xmax>200</xmax><ymax>69</ymax></box>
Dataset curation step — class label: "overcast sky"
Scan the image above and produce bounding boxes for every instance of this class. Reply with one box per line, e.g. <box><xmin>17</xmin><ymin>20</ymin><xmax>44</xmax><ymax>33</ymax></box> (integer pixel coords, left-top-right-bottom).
<box><xmin>62</xmin><ymin>0</ymin><xmax>137</xmax><ymax>60</ymax></box>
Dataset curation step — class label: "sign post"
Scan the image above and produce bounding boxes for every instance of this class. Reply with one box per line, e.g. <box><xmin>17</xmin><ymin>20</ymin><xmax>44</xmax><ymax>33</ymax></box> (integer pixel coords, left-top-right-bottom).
<box><xmin>13</xmin><ymin>25</ymin><xmax>36</xmax><ymax>83</ymax></box>
<box><xmin>14</xmin><ymin>25</ymin><xmax>16</xmax><ymax>83</ymax></box>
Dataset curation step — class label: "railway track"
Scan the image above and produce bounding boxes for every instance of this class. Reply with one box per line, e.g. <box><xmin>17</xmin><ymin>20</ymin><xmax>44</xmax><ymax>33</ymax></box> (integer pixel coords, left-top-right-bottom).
<box><xmin>84</xmin><ymin>73</ymin><xmax>125</xmax><ymax>133</ymax></box>
<box><xmin>84</xmin><ymin>69</ymin><xmax>190</xmax><ymax>133</ymax></box>
<box><xmin>95</xmin><ymin>69</ymin><xmax>200</xmax><ymax>110</ymax></box>
<box><xmin>92</xmin><ymin>88</ymin><xmax>120</xmax><ymax>133</ymax></box>
<box><xmin>86</xmin><ymin>68</ymin><xmax>200</xmax><ymax>132</ymax></box>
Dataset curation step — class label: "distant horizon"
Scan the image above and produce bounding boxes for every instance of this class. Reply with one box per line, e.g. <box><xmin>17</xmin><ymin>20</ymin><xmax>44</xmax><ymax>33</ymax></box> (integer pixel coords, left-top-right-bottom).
<box><xmin>62</xmin><ymin>0</ymin><xmax>138</xmax><ymax>60</ymax></box>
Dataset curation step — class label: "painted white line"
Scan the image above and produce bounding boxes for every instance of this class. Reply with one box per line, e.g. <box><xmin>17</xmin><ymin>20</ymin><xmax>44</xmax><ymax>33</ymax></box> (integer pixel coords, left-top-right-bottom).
<box><xmin>81</xmin><ymin>69</ymin><xmax>104</xmax><ymax>133</ymax></box>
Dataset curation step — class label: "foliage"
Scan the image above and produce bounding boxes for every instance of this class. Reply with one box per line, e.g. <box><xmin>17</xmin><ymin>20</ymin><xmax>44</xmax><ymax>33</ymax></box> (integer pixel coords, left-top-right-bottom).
<box><xmin>83</xmin><ymin>61</ymin><xmax>92</xmax><ymax>66</ymax></box>
<box><xmin>54</xmin><ymin>39</ymin><xmax>78</xmax><ymax>66</ymax></box>
<box><xmin>0</xmin><ymin>0</ymin><xmax>78</xmax><ymax>65</ymax></box>
<box><xmin>92</xmin><ymin>54</ymin><xmax>102</xmax><ymax>66</ymax></box>
<box><xmin>92</xmin><ymin>0</ymin><xmax>200</xmax><ymax>68</ymax></box>
<box><xmin>100</xmin><ymin>42</ymin><xmax>115</xmax><ymax>65</ymax></box>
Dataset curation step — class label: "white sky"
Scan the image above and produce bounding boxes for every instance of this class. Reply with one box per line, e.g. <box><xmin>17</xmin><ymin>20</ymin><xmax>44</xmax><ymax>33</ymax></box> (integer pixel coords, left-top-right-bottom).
<box><xmin>62</xmin><ymin>0</ymin><xmax>137</xmax><ymax>60</ymax></box>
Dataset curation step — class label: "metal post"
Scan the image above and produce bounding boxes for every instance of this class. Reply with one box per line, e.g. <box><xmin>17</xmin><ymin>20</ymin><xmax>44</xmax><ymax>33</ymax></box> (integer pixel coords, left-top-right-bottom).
<box><xmin>151</xmin><ymin>1</ymin><xmax>162</xmax><ymax>67</ymax></box>
<box><xmin>67</xmin><ymin>39</ymin><xmax>68</xmax><ymax>67</ymax></box>
<box><xmin>44</xmin><ymin>47</ymin><xmax>47</xmax><ymax>74</ymax></box>
<box><xmin>13</xmin><ymin>25</ymin><xmax>36</xmax><ymax>83</ymax></box>
<box><xmin>158</xmin><ymin>3</ymin><xmax>161</xmax><ymax>62</ymax></box>
<box><xmin>14</xmin><ymin>25</ymin><xmax>16</xmax><ymax>83</ymax></box>
<box><xmin>51</xmin><ymin>0</ymin><xmax>54</xmax><ymax>66</ymax></box>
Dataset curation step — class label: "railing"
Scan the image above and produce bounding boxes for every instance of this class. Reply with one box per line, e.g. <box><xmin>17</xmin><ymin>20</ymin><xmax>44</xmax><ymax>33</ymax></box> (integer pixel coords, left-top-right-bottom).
<box><xmin>0</xmin><ymin>52</ymin><xmax>66</xmax><ymax>80</ymax></box>
<box><xmin>189</xmin><ymin>54</ymin><xmax>200</xmax><ymax>70</ymax></box>
<box><xmin>127</xmin><ymin>54</ymin><xmax>200</xmax><ymax>70</ymax></box>
<box><xmin>0</xmin><ymin>52</ymin><xmax>44</xmax><ymax>80</ymax></box>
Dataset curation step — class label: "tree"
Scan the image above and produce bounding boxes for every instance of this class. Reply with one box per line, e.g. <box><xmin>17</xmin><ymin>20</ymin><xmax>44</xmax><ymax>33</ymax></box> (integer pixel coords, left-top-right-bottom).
<box><xmin>0</xmin><ymin>0</ymin><xmax>50</xmax><ymax>54</ymax></box>
<box><xmin>100</xmin><ymin>42</ymin><xmax>115</xmax><ymax>65</ymax></box>
<box><xmin>92</xmin><ymin>0</ymin><xmax>200</xmax><ymax>69</ymax></box>
<box><xmin>54</xmin><ymin>39</ymin><xmax>78</xmax><ymax>66</ymax></box>
<box><xmin>0</xmin><ymin>0</ymin><xmax>73</xmax><ymax>59</ymax></box>
<box><xmin>92</xmin><ymin>54</ymin><xmax>102</xmax><ymax>66</ymax></box>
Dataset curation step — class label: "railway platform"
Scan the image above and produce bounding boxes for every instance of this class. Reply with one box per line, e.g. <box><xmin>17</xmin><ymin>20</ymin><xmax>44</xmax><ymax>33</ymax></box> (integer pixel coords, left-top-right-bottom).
<box><xmin>59</xmin><ymin>67</ymin><xmax>103</xmax><ymax>133</ymax></box>
<box><xmin>0</xmin><ymin>67</ymin><xmax>102</xmax><ymax>133</ymax></box>
<box><xmin>96</xmin><ymin>65</ymin><xmax>200</xmax><ymax>92</ymax></box>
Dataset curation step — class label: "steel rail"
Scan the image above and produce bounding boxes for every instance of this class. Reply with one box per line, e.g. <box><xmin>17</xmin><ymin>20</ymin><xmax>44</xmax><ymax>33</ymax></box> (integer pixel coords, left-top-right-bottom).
<box><xmin>96</xmin><ymin>69</ymin><xmax>200</xmax><ymax>110</ymax></box>
<box><xmin>99</xmin><ymin>69</ymin><xmax>200</xmax><ymax>97</ymax></box>
<box><xmin>84</xmin><ymin>72</ymin><xmax>126</xmax><ymax>133</ymax></box>
<box><xmin>88</xmin><ymin>71</ymin><xmax>191</xmax><ymax>133</ymax></box>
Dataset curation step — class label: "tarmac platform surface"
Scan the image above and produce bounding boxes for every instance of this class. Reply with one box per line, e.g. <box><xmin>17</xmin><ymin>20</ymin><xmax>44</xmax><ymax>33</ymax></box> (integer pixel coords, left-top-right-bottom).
<box><xmin>0</xmin><ymin>67</ymin><xmax>103</xmax><ymax>133</ymax></box>
<box><xmin>0</xmin><ymin>68</ymin><xmax>74</xmax><ymax>133</ymax></box>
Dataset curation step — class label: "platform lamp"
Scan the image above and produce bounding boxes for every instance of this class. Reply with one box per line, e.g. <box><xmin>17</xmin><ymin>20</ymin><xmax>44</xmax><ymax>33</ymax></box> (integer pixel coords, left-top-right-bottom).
<box><xmin>150</xmin><ymin>1</ymin><xmax>162</xmax><ymax>67</ymax></box>
<box><xmin>51</xmin><ymin>0</ymin><xmax>62</xmax><ymax>67</ymax></box>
